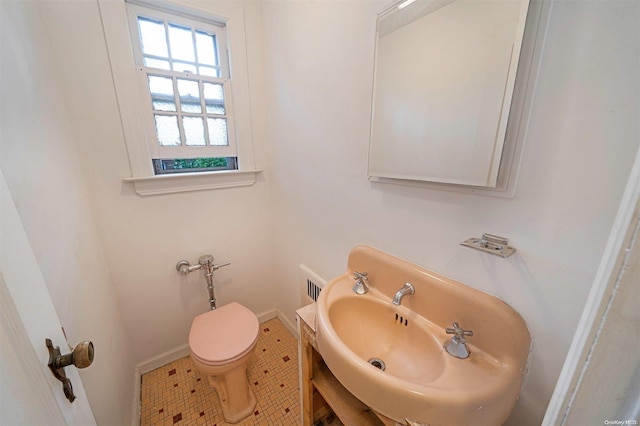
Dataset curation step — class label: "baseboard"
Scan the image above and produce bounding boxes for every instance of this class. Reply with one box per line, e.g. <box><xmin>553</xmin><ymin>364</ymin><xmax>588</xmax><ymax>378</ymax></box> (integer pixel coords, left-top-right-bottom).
<box><xmin>133</xmin><ymin>345</ymin><xmax>190</xmax><ymax>425</ymax></box>
<box><xmin>276</xmin><ymin>309</ymin><xmax>299</xmax><ymax>337</ymax></box>
<box><xmin>257</xmin><ymin>307</ymin><xmax>298</xmax><ymax>337</ymax></box>
<box><xmin>257</xmin><ymin>308</ymin><xmax>277</xmax><ymax>324</ymax></box>
<box><xmin>131</xmin><ymin>365</ymin><xmax>141</xmax><ymax>426</ymax></box>
<box><xmin>138</xmin><ymin>344</ymin><xmax>190</xmax><ymax>375</ymax></box>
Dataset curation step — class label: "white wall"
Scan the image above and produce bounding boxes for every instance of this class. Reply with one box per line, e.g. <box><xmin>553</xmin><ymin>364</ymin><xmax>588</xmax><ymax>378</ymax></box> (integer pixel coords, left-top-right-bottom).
<box><xmin>36</xmin><ymin>0</ymin><xmax>277</xmax><ymax>365</ymax></box>
<box><xmin>4</xmin><ymin>0</ymin><xmax>638</xmax><ymax>423</ymax></box>
<box><xmin>262</xmin><ymin>0</ymin><xmax>639</xmax><ymax>423</ymax></box>
<box><xmin>0</xmin><ymin>1</ymin><xmax>135</xmax><ymax>424</ymax></box>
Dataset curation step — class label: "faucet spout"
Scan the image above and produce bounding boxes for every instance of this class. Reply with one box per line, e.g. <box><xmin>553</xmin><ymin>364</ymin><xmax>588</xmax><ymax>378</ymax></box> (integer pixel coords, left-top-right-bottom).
<box><xmin>392</xmin><ymin>282</ymin><xmax>415</xmax><ymax>305</ymax></box>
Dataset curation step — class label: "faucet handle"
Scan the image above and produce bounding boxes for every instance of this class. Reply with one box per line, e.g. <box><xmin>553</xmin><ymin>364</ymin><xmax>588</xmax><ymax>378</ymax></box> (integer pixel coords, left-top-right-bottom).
<box><xmin>353</xmin><ymin>271</ymin><xmax>368</xmax><ymax>280</ymax></box>
<box><xmin>352</xmin><ymin>271</ymin><xmax>369</xmax><ymax>294</ymax></box>
<box><xmin>446</xmin><ymin>322</ymin><xmax>474</xmax><ymax>339</ymax></box>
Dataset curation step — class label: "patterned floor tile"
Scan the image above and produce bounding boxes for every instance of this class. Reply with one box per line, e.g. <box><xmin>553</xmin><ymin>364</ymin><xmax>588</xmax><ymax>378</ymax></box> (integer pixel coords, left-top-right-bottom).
<box><xmin>140</xmin><ymin>318</ymin><xmax>300</xmax><ymax>426</ymax></box>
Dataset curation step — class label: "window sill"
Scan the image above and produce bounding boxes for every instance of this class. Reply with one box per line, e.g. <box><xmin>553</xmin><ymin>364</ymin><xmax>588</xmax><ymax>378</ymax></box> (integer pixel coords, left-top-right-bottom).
<box><xmin>123</xmin><ymin>169</ymin><xmax>261</xmax><ymax>196</ymax></box>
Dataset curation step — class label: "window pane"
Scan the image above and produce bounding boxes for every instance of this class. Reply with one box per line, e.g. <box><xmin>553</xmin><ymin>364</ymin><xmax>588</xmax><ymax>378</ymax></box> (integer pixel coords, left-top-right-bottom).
<box><xmin>153</xmin><ymin>157</ymin><xmax>237</xmax><ymax>174</ymax></box>
<box><xmin>172</xmin><ymin>62</ymin><xmax>197</xmax><ymax>73</ymax></box>
<box><xmin>183</xmin><ymin>117</ymin><xmax>206</xmax><ymax>146</ymax></box>
<box><xmin>154</xmin><ymin>115</ymin><xmax>181</xmax><ymax>146</ymax></box>
<box><xmin>195</xmin><ymin>31</ymin><xmax>217</xmax><ymax>66</ymax></box>
<box><xmin>143</xmin><ymin>57</ymin><xmax>170</xmax><ymax>70</ymax></box>
<box><xmin>147</xmin><ymin>76</ymin><xmax>176</xmax><ymax>111</ymax></box>
<box><xmin>198</xmin><ymin>66</ymin><xmax>219</xmax><ymax>77</ymax></box>
<box><xmin>203</xmin><ymin>82</ymin><xmax>225</xmax><ymax>114</ymax></box>
<box><xmin>177</xmin><ymin>79</ymin><xmax>201</xmax><ymax>113</ymax></box>
<box><xmin>148</xmin><ymin>75</ymin><xmax>173</xmax><ymax>96</ymax></box>
<box><xmin>152</xmin><ymin>100</ymin><xmax>176</xmax><ymax>112</ymax></box>
<box><xmin>138</xmin><ymin>17</ymin><xmax>168</xmax><ymax>58</ymax></box>
<box><xmin>207</xmin><ymin>118</ymin><xmax>228</xmax><ymax>146</ymax></box>
<box><xmin>168</xmin><ymin>24</ymin><xmax>194</xmax><ymax>62</ymax></box>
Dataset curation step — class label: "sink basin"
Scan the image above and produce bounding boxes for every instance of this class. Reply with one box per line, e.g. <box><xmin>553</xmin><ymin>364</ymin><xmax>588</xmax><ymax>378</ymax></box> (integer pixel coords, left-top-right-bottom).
<box><xmin>316</xmin><ymin>245</ymin><xmax>531</xmax><ymax>425</ymax></box>
<box><xmin>329</xmin><ymin>296</ymin><xmax>445</xmax><ymax>384</ymax></box>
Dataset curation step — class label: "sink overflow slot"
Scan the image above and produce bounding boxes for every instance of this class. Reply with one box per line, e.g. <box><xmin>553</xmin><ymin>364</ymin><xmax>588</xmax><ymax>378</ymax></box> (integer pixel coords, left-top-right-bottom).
<box><xmin>394</xmin><ymin>313</ymin><xmax>409</xmax><ymax>326</ymax></box>
<box><xmin>368</xmin><ymin>358</ymin><xmax>386</xmax><ymax>371</ymax></box>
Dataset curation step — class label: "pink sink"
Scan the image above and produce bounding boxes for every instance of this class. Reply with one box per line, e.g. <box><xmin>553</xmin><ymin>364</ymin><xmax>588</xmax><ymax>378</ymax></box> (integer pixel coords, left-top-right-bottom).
<box><xmin>316</xmin><ymin>245</ymin><xmax>531</xmax><ymax>425</ymax></box>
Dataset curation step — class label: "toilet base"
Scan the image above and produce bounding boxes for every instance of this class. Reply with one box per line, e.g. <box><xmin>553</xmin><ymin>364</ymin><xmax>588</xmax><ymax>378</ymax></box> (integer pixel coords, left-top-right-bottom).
<box><xmin>194</xmin><ymin>359</ymin><xmax>257</xmax><ymax>424</ymax></box>
<box><xmin>188</xmin><ymin>303</ymin><xmax>259</xmax><ymax>423</ymax></box>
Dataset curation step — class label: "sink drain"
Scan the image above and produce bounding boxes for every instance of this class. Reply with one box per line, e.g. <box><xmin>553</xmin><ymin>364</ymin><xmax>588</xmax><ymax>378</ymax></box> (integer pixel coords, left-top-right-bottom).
<box><xmin>368</xmin><ymin>357</ymin><xmax>386</xmax><ymax>371</ymax></box>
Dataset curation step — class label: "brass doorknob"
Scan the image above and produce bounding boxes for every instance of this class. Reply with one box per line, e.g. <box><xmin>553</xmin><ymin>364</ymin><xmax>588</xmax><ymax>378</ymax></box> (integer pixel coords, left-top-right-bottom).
<box><xmin>55</xmin><ymin>340</ymin><xmax>94</xmax><ymax>369</ymax></box>
<box><xmin>46</xmin><ymin>339</ymin><xmax>94</xmax><ymax>403</ymax></box>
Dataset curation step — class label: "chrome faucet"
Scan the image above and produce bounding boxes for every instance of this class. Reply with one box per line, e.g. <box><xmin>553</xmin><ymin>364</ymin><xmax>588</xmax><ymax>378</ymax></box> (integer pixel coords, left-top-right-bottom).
<box><xmin>444</xmin><ymin>322</ymin><xmax>474</xmax><ymax>359</ymax></box>
<box><xmin>392</xmin><ymin>282</ymin><xmax>415</xmax><ymax>305</ymax></box>
<box><xmin>352</xmin><ymin>271</ymin><xmax>369</xmax><ymax>294</ymax></box>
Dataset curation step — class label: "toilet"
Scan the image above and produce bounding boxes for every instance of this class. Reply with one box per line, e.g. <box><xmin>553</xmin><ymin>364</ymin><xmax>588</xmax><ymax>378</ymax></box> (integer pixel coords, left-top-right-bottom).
<box><xmin>188</xmin><ymin>302</ymin><xmax>259</xmax><ymax>423</ymax></box>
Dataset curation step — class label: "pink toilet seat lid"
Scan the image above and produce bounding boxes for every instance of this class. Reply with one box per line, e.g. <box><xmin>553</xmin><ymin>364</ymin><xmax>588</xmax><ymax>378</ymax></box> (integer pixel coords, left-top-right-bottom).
<box><xmin>189</xmin><ymin>302</ymin><xmax>259</xmax><ymax>365</ymax></box>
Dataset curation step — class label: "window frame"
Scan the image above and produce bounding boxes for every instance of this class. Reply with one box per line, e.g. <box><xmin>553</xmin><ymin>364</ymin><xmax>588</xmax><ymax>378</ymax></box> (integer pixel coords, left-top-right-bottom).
<box><xmin>137</xmin><ymin>71</ymin><xmax>238</xmax><ymax>159</ymax></box>
<box><xmin>98</xmin><ymin>0</ymin><xmax>259</xmax><ymax>195</ymax></box>
<box><xmin>126</xmin><ymin>4</ymin><xmax>238</xmax><ymax>160</ymax></box>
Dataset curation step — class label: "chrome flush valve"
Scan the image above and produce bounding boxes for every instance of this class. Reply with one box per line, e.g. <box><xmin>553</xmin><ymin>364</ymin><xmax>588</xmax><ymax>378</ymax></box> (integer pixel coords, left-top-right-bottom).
<box><xmin>176</xmin><ymin>255</ymin><xmax>231</xmax><ymax>310</ymax></box>
<box><xmin>176</xmin><ymin>259</ymin><xmax>198</xmax><ymax>276</ymax></box>
<box><xmin>176</xmin><ymin>255</ymin><xmax>230</xmax><ymax>276</ymax></box>
<box><xmin>199</xmin><ymin>254</ymin><xmax>214</xmax><ymax>266</ymax></box>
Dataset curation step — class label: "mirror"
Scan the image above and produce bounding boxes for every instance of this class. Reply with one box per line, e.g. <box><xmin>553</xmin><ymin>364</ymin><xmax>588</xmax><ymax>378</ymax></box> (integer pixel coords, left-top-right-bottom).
<box><xmin>368</xmin><ymin>0</ymin><xmax>539</xmax><ymax>193</ymax></box>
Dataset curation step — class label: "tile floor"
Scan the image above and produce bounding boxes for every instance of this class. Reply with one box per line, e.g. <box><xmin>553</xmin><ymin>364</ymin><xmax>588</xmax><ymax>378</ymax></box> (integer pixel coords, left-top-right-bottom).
<box><xmin>140</xmin><ymin>317</ymin><xmax>300</xmax><ymax>426</ymax></box>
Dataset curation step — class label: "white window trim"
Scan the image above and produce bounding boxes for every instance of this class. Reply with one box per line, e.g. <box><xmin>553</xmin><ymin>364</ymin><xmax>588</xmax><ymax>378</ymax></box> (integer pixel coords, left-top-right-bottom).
<box><xmin>122</xmin><ymin>169</ymin><xmax>260</xmax><ymax>196</ymax></box>
<box><xmin>98</xmin><ymin>0</ymin><xmax>259</xmax><ymax>195</ymax></box>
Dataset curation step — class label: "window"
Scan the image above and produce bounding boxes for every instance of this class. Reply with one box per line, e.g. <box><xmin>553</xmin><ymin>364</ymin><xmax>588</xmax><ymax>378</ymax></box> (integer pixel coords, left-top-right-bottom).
<box><xmin>100</xmin><ymin>0</ymin><xmax>258</xmax><ymax>194</ymax></box>
<box><xmin>126</xmin><ymin>3</ymin><xmax>238</xmax><ymax>174</ymax></box>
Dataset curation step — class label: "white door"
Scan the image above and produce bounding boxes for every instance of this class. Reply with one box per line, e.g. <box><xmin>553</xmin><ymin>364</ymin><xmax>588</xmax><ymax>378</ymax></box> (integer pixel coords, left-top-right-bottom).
<box><xmin>0</xmin><ymin>171</ymin><xmax>96</xmax><ymax>425</ymax></box>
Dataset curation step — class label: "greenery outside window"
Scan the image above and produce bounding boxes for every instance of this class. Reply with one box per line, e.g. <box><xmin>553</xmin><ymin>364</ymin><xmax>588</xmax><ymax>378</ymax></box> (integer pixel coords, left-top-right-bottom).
<box><xmin>152</xmin><ymin>157</ymin><xmax>237</xmax><ymax>174</ymax></box>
